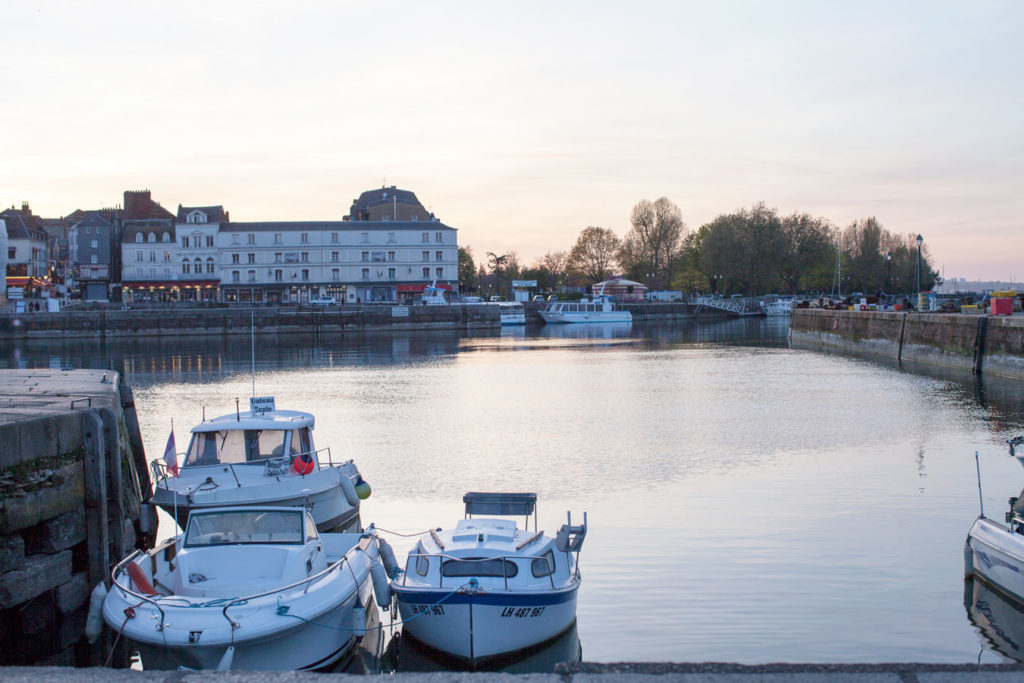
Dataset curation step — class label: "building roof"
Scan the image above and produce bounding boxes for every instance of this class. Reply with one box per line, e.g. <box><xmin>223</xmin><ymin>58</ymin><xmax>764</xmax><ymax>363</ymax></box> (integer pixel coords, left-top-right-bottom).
<box><xmin>347</xmin><ymin>186</ymin><xmax>432</xmax><ymax>222</ymax></box>
<box><xmin>223</xmin><ymin>220</ymin><xmax>455</xmax><ymax>232</ymax></box>
<box><xmin>0</xmin><ymin>208</ymin><xmax>48</xmax><ymax>241</ymax></box>
<box><xmin>70</xmin><ymin>211</ymin><xmax>116</xmax><ymax>229</ymax></box>
<box><xmin>177</xmin><ymin>205</ymin><xmax>228</xmax><ymax>223</ymax></box>
<box><xmin>123</xmin><ymin>190</ymin><xmax>174</xmax><ymax>220</ymax></box>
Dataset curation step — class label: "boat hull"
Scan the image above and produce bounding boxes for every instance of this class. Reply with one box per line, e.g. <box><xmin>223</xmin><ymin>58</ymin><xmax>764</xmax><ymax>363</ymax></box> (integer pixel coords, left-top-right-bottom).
<box><xmin>539</xmin><ymin>311</ymin><xmax>631</xmax><ymax>324</ymax></box>
<box><xmin>393</xmin><ymin>583</ymin><xmax>578</xmax><ymax>664</ymax></box>
<box><xmin>965</xmin><ymin>517</ymin><xmax>1024</xmax><ymax>605</ymax></box>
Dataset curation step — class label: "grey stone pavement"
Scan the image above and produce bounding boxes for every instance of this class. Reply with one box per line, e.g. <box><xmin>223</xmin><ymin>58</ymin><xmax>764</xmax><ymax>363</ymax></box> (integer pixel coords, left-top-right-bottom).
<box><xmin>4</xmin><ymin>663</ymin><xmax>1024</xmax><ymax>682</ymax></box>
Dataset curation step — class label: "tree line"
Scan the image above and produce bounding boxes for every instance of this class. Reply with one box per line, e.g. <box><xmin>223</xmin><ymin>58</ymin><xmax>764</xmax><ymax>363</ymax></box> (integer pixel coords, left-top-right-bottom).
<box><xmin>460</xmin><ymin>199</ymin><xmax>939</xmax><ymax>298</ymax></box>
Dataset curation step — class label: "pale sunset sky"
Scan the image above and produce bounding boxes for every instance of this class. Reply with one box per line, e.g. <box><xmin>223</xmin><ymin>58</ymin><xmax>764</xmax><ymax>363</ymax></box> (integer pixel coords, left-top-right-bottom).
<box><xmin>3</xmin><ymin>1</ymin><xmax>1022</xmax><ymax>280</ymax></box>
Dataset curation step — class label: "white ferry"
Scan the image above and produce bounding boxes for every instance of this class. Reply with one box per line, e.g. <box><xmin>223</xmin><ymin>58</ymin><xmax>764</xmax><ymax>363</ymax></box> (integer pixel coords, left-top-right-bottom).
<box><xmin>539</xmin><ymin>295</ymin><xmax>631</xmax><ymax>324</ymax></box>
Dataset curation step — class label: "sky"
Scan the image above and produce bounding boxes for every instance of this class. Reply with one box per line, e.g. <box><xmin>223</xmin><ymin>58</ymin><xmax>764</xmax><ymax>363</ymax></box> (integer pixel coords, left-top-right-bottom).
<box><xmin>3</xmin><ymin>1</ymin><xmax>1022</xmax><ymax>281</ymax></box>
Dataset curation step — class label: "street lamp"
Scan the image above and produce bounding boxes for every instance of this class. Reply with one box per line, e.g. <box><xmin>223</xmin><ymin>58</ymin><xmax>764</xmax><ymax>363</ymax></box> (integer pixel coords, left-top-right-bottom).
<box><xmin>886</xmin><ymin>252</ymin><xmax>892</xmax><ymax>297</ymax></box>
<box><xmin>916</xmin><ymin>234</ymin><xmax>923</xmax><ymax>304</ymax></box>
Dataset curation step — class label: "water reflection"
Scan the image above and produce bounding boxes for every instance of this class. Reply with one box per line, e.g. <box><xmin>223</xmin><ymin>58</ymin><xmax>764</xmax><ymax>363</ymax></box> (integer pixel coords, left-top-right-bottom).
<box><xmin>965</xmin><ymin>577</ymin><xmax>1024</xmax><ymax>663</ymax></box>
<box><xmin>383</xmin><ymin>621</ymin><xmax>581</xmax><ymax>673</ymax></box>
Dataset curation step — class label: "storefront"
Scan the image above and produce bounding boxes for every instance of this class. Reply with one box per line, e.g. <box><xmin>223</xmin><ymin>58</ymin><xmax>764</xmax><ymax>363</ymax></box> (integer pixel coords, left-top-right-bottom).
<box><xmin>123</xmin><ymin>280</ymin><xmax>219</xmax><ymax>303</ymax></box>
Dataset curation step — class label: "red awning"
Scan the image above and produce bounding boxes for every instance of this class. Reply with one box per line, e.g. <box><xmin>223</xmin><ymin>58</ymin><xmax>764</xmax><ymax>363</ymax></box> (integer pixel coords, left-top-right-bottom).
<box><xmin>6</xmin><ymin>276</ymin><xmax>50</xmax><ymax>287</ymax></box>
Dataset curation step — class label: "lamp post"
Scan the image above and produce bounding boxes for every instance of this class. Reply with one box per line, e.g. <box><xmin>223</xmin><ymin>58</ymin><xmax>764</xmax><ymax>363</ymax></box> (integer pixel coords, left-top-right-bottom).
<box><xmin>916</xmin><ymin>234</ymin><xmax>923</xmax><ymax>304</ymax></box>
<box><xmin>886</xmin><ymin>252</ymin><xmax>892</xmax><ymax>297</ymax></box>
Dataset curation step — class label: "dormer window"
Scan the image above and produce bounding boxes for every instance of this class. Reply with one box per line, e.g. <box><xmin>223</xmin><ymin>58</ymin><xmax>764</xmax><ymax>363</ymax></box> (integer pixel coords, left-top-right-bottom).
<box><xmin>135</xmin><ymin>233</ymin><xmax>143</xmax><ymax>243</ymax></box>
<box><xmin>186</xmin><ymin>211</ymin><xmax>207</xmax><ymax>224</ymax></box>
<box><xmin>162</xmin><ymin>232</ymin><xmax>170</xmax><ymax>243</ymax></box>
<box><xmin>148</xmin><ymin>233</ymin><xmax>156</xmax><ymax>243</ymax></box>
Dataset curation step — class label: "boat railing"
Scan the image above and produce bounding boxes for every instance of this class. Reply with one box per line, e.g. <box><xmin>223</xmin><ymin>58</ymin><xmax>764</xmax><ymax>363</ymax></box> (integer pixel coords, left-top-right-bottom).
<box><xmin>110</xmin><ymin>535</ymin><xmax>373</xmax><ymax>632</ymax></box>
<box><xmin>401</xmin><ymin>552</ymin><xmax>557</xmax><ymax>591</ymax></box>
<box><xmin>150</xmin><ymin>447</ymin><xmax>343</xmax><ymax>488</ymax></box>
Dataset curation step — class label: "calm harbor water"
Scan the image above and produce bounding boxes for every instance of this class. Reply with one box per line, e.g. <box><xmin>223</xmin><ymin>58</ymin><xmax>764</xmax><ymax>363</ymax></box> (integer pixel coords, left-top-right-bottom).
<box><xmin>4</xmin><ymin>318</ymin><xmax>1024</xmax><ymax>667</ymax></box>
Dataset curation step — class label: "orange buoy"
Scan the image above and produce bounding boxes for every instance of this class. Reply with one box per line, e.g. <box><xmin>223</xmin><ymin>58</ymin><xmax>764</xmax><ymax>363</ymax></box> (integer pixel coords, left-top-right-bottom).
<box><xmin>126</xmin><ymin>562</ymin><xmax>157</xmax><ymax>595</ymax></box>
<box><xmin>292</xmin><ymin>452</ymin><xmax>315</xmax><ymax>475</ymax></box>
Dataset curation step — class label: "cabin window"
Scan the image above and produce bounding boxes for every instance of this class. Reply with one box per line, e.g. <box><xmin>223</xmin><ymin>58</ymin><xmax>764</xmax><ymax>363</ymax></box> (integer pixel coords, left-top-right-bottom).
<box><xmin>185</xmin><ymin>510</ymin><xmax>304</xmax><ymax>547</ymax></box>
<box><xmin>296</xmin><ymin>427</ymin><xmax>313</xmax><ymax>455</ymax></box>
<box><xmin>305</xmin><ymin>513</ymin><xmax>319</xmax><ymax>543</ymax></box>
<box><xmin>416</xmin><ymin>555</ymin><xmax>430</xmax><ymax>576</ymax></box>
<box><xmin>532</xmin><ymin>551</ymin><xmax>554</xmax><ymax>577</ymax></box>
<box><xmin>441</xmin><ymin>558</ymin><xmax>518</xmax><ymax>578</ymax></box>
<box><xmin>184</xmin><ymin>429</ymin><xmax>290</xmax><ymax>465</ymax></box>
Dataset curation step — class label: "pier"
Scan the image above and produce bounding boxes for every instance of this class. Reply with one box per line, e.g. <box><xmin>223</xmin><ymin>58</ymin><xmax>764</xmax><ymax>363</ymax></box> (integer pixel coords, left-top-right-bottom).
<box><xmin>0</xmin><ymin>370</ymin><xmax>152</xmax><ymax>666</ymax></box>
<box><xmin>790</xmin><ymin>309</ymin><xmax>1024</xmax><ymax>380</ymax></box>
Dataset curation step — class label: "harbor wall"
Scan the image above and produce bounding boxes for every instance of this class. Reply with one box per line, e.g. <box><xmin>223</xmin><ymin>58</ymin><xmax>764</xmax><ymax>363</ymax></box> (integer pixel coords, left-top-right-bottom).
<box><xmin>0</xmin><ymin>302</ymin><xmax>715</xmax><ymax>340</ymax></box>
<box><xmin>0</xmin><ymin>370</ymin><xmax>151</xmax><ymax>666</ymax></box>
<box><xmin>790</xmin><ymin>309</ymin><xmax>1024</xmax><ymax>380</ymax></box>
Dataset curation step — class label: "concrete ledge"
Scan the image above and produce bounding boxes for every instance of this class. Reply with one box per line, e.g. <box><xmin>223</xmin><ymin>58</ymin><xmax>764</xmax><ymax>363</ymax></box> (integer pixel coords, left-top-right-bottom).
<box><xmin>2</xmin><ymin>663</ymin><xmax>1024</xmax><ymax>681</ymax></box>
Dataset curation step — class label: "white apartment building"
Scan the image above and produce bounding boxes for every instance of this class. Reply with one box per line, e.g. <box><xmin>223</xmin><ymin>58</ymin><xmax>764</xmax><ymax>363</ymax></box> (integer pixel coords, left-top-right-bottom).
<box><xmin>218</xmin><ymin>219</ymin><xmax>458</xmax><ymax>304</ymax></box>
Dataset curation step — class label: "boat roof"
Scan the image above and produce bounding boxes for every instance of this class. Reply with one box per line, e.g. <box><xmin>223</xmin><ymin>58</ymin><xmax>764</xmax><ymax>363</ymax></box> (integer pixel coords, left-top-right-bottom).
<box><xmin>190</xmin><ymin>409</ymin><xmax>315</xmax><ymax>433</ymax></box>
<box><xmin>423</xmin><ymin>518</ymin><xmax>549</xmax><ymax>554</ymax></box>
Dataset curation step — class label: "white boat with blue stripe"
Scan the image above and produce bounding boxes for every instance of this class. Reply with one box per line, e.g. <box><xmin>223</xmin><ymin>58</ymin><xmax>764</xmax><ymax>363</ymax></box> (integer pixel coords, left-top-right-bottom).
<box><xmin>391</xmin><ymin>492</ymin><xmax>586</xmax><ymax>665</ymax></box>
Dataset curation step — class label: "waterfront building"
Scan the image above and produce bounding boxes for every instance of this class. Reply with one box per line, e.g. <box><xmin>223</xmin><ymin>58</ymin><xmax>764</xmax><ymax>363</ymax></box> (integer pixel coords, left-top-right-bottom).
<box><xmin>68</xmin><ymin>209</ymin><xmax>121</xmax><ymax>301</ymax></box>
<box><xmin>219</xmin><ymin>186</ymin><xmax>459</xmax><ymax>304</ymax></box>
<box><xmin>174</xmin><ymin>204</ymin><xmax>226</xmax><ymax>302</ymax></box>
<box><xmin>120</xmin><ymin>190</ymin><xmax>178</xmax><ymax>302</ymax></box>
<box><xmin>1</xmin><ymin>203</ymin><xmax>51</xmax><ymax>300</ymax></box>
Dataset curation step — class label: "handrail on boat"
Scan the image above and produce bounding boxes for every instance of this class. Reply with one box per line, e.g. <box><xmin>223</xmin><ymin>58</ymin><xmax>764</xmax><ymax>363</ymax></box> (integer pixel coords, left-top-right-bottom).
<box><xmin>112</xmin><ymin>533</ymin><xmax>378</xmax><ymax>633</ymax></box>
<box><xmin>150</xmin><ymin>447</ymin><xmax>343</xmax><ymax>487</ymax></box>
<box><xmin>402</xmin><ymin>551</ymin><xmax>558</xmax><ymax>591</ymax></box>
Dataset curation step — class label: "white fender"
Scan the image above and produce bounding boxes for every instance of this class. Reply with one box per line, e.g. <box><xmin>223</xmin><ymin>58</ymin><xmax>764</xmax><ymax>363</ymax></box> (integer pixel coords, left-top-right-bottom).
<box><xmin>339</xmin><ymin>473</ymin><xmax>359</xmax><ymax>507</ymax></box>
<box><xmin>85</xmin><ymin>581</ymin><xmax>107</xmax><ymax>643</ymax></box>
<box><xmin>370</xmin><ymin>562</ymin><xmax>391</xmax><ymax>608</ymax></box>
<box><xmin>216</xmin><ymin>645</ymin><xmax>235</xmax><ymax>671</ymax></box>
<box><xmin>377</xmin><ymin>537</ymin><xmax>400</xmax><ymax>579</ymax></box>
<box><xmin>351</xmin><ymin>600</ymin><xmax>366</xmax><ymax>640</ymax></box>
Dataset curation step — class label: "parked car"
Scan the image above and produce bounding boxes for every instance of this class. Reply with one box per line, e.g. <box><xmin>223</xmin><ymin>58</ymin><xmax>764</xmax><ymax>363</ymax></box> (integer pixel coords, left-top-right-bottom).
<box><xmin>309</xmin><ymin>296</ymin><xmax>337</xmax><ymax>306</ymax></box>
<box><xmin>489</xmin><ymin>296</ymin><xmax>503</xmax><ymax>302</ymax></box>
<box><xmin>532</xmin><ymin>295</ymin><xmax>545</xmax><ymax>302</ymax></box>
<box><xmin>547</xmin><ymin>295</ymin><xmax>559</xmax><ymax>302</ymax></box>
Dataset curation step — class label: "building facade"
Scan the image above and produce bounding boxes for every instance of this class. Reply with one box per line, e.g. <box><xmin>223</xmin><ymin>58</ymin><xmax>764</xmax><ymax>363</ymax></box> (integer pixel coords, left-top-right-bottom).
<box><xmin>69</xmin><ymin>210</ymin><xmax>120</xmax><ymax>300</ymax></box>
<box><xmin>120</xmin><ymin>190</ymin><xmax>178</xmax><ymax>302</ymax></box>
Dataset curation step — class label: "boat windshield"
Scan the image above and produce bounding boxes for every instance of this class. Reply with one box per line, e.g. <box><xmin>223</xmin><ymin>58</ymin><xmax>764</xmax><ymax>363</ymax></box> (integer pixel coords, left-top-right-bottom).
<box><xmin>441</xmin><ymin>557</ymin><xmax>519</xmax><ymax>578</ymax></box>
<box><xmin>184</xmin><ymin>509</ymin><xmax>309</xmax><ymax>547</ymax></box>
<box><xmin>183</xmin><ymin>429</ymin><xmax>298</xmax><ymax>467</ymax></box>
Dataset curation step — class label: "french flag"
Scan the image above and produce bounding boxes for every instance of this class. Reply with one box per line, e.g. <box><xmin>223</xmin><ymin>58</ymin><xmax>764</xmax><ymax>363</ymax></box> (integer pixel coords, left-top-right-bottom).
<box><xmin>163</xmin><ymin>430</ymin><xmax>178</xmax><ymax>477</ymax></box>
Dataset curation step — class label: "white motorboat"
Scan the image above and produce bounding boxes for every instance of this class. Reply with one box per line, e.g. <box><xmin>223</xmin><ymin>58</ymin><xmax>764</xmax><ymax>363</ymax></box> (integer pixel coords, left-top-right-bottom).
<box><xmin>539</xmin><ymin>295</ymin><xmax>631</xmax><ymax>324</ymax></box>
<box><xmin>102</xmin><ymin>506</ymin><xmax>383</xmax><ymax>671</ymax></box>
<box><xmin>490</xmin><ymin>301</ymin><xmax>526</xmax><ymax>325</ymax></box>
<box><xmin>420</xmin><ymin>281</ymin><xmax>448</xmax><ymax>305</ymax></box>
<box><xmin>965</xmin><ymin>436</ymin><xmax>1024</xmax><ymax>604</ymax></box>
<box><xmin>760</xmin><ymin>298</ymin><xmax>794</xmax><ymax>316</ymax></box>
<box><xmin>391</xmin><ymin>492</ymin><xmax>586</xmax><ymax>666</ymax></box>
<box><xmin>150</xmin><ymin>397</ymin><xmax>368</xmax><ymax>533</ymax></box>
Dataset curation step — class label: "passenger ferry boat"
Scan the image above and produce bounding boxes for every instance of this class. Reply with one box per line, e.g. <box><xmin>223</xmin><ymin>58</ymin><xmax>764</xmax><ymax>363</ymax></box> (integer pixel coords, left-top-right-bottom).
<box><xmin>150</xmin><ymin>397</ymin><xmax>368</xmax><ymax>533</ymax></box>
<box><xmin>103</xmin><ymin>505</ymin><xmax>382</xmax><ymax>671</ymax></box>
<box><xmin>539</xmin><ymin>295</ymin><xmax>631</xmax><ymax>324</ymax></box>
<box><xmin>491</xmin><ymin>301</ymin><xmax>526</xmax><ymax>325</ymax></box>
<box><xmin>392</xmin><ymin>492</ymin><xmax>586</xmax><ymax>666</ymax></box>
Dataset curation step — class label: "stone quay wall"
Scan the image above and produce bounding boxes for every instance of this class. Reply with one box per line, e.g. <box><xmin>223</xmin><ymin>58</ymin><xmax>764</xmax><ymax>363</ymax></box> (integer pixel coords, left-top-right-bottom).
<box><xmin>0</xmin><ymin>370</ymin><xmax>152</xmax><ymax>666</ymax></box>
<box><xmin>0</xmin><ymin>304</ymin><xmax>502</xmax><ymax>340</ymax></box>
<box><xmin>790</xmin><ymin>309</ymin><xmax>1024</xmax><ymax>380</ymax></box>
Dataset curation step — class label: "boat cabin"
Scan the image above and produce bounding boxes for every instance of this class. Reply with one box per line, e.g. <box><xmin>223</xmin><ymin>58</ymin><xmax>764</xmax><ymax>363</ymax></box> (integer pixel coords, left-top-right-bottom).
<box><xmin>182</xmin><ymin>410</ymin><xmax>318</xmax><ymax>469</ymax></box>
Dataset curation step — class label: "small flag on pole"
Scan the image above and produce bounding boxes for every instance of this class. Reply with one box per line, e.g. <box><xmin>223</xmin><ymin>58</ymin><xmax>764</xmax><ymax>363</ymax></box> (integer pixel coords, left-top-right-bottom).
<box><xmin>163</xmin><ymin>429</ymin><xmax>178</xmax><ymax>477</ymax></box>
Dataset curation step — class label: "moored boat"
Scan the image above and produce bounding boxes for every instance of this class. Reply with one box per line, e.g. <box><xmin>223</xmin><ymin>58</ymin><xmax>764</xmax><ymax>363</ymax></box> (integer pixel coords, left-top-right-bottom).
<box><xmin>491</xmin><ymin>301</ymin><xmax>526</xmax><ymax>325</ymax></box>
<box><xmin>965</xmin><ymin>436</ymin><xmax>1024</xmax><ymax>605</ymax></box>
<box><xmin>539</xmin><ymin>295</ymin><xmax>631</xmax><ymax>324</ymax></box>
<box><xmin>391</xmin><ymin>492</ymin><xmax>586</xmax><ymax>666</ymax></box>
<box><xmin>149</xmin><ymin>397</ymin><xmax>368</xmax><ymax>533</ymax></box>
<box><xmin>102</xmin><ymin>505</ymin><xmax>382</xmax><ymax>671</ymax></box>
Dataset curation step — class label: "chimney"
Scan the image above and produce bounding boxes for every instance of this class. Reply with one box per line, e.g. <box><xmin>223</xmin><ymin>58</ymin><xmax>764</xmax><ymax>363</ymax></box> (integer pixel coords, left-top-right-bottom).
<box><xmin>21</xmin><ymin>202</ymin><xmax>29</xmax><ymax>215</ymax></box>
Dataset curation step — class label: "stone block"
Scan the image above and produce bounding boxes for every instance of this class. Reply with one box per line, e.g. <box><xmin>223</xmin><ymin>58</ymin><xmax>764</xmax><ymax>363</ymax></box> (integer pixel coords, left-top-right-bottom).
<box><xmin>25</xmin><ymin>509</ymin><xmax>86</xmax><ymax>554</ymax></box>
<box><xmin>17</xmin><ymin>589</ymin><xmax>57</xmax><ymax>634</ymax></box>
<box><xmin>0</xmin><ymin>550</ymin><xmax>72</xmax><ymax>609</ymax></box>
<box><xmin>55</xmin><ymin>571</ymin><xmax>89</xmax><ymax>614</ymax></box>
<box><xmin>0</xmin><ymin>462</ymin><xmax>85</xmax><ymax>534</ymax></box>
<box><xmin>0</xmin><ymin>533</ymin><xmax>25</xmax><ymax>572</ymax></box>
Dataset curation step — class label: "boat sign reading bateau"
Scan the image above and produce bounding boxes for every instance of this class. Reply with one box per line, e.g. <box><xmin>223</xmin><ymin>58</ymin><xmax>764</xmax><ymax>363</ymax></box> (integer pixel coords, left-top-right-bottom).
<box><xmin>250</xmin><ymin>396</ymin><xmax>275</xmax><ymax>415</ymax></box>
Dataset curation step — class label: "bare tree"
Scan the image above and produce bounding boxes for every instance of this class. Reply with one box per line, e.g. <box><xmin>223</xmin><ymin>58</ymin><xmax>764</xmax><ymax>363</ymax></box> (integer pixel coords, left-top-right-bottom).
<box><xmin>568</xmin><ymin>227</ymin><xmax>621</xmax><ymax>284</ymax></box>
<box><xmin>619</xmin><ymin>197</ymin><xmax>686</xmax><ymax>286</ymax></box>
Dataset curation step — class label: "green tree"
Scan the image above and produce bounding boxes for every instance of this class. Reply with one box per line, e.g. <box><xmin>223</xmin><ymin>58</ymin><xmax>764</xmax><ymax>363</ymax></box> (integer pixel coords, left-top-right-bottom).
<box><xmin>458</xmin><ymin>246</ymin><xmax>477</xmax><ymax>291</ymax></box>
<box><xmin>486</xmin><ymin>252</ymin><xmax>510</xmax><ymax>296</ymax></box>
